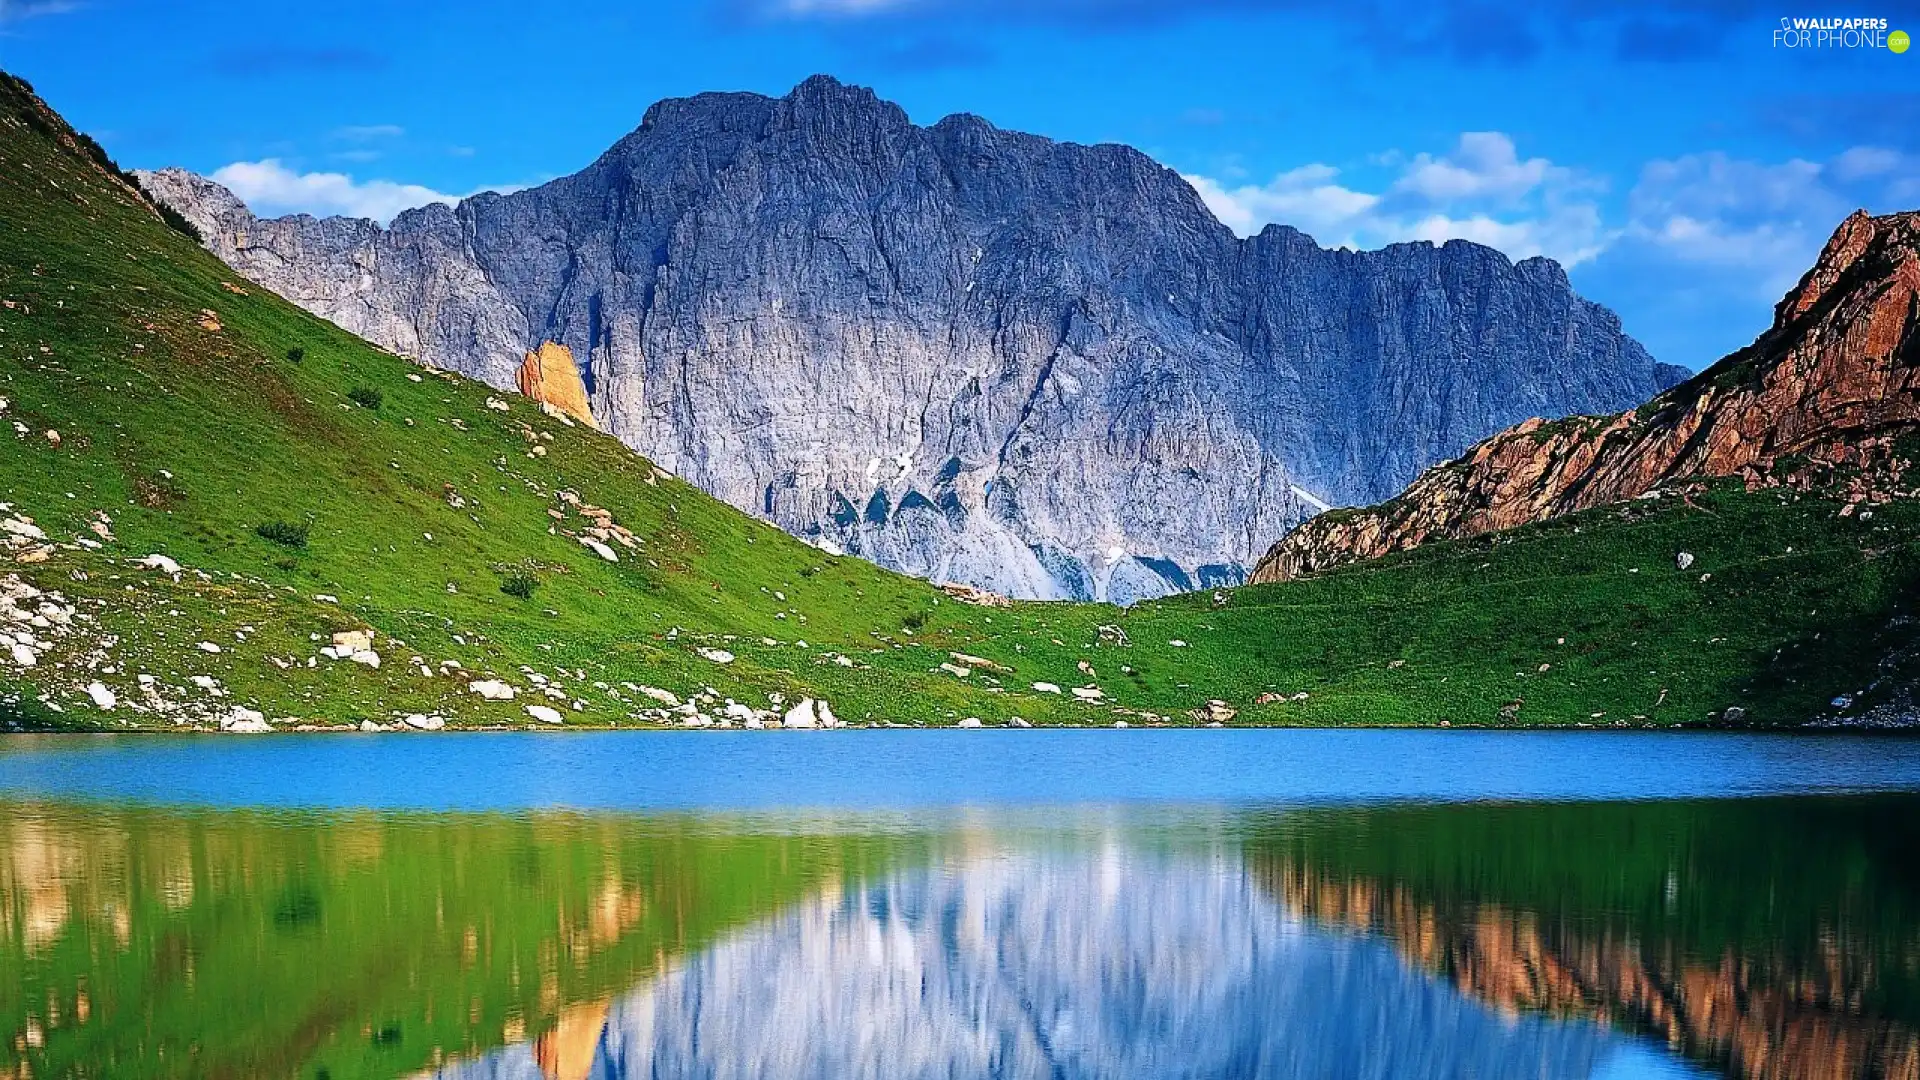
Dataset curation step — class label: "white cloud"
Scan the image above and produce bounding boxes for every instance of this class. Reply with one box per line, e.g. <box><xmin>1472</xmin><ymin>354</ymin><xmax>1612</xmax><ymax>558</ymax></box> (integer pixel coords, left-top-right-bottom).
<box><xmin>1832</xmin><ymin>145</ymin><xmax>1902</xmax><ymax>181</ymax></box>
<box><xmin>1182</xmin><ymin>165</ymin><xmax>1379</xmax><ymax>240</ymax></box>
<box><xmin>1403</xmin><ymin>204</ymin><xmax>1611</xmax><ymax>267</ymax></box>
<box><xmin>1622</xmin><ymin>151</ymin><xmax>1845</xmax><ymax>297</ymax></box>
<box><xmin>1393</xmin><ymin>132</ymin><xmax>1561</xmax><ymax>203</ymax></box>
<box><xmin>1184</xmin><ymin>132</ymin><xmax>1610</xmax><ymax>268</ymax></box>
<box><xmin>209</xmin><ymin>159</ymin><xmax>464</xmax><ymax>224</ymax></box>
<box><xmin>332</xmin><ymin>123</ymin><xmax>405</xmax><ymax>140</ymax></box>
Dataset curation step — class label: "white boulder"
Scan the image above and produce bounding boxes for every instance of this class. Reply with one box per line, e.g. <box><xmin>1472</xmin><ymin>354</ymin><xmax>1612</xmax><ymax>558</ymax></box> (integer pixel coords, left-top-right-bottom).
<box><xmin>220</xmin><ymin>708</ymin><xmax>272</xmax><ymax>734</ymax></box>
<box><xmin>782</xmin><ymin>699</ymin><xmax>819</xmax><ymax>728</ymax></box>
<box><xmin>468</xmin><ymin>679</ymin><xmax>517</xmax><ymax>701</ymax></box>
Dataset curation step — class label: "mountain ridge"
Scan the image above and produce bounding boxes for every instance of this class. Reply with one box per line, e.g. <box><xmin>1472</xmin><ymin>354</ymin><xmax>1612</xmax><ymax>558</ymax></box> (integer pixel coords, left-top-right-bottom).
<box><xmin>137</xmin><ymin>73</ymin><xmax>1684</xmax><ymax>602</ymax></box>
<box><xmin>1252</xmin><ymin>208</ymin><xmax>1920</xmax><ymax>583</ymax></box>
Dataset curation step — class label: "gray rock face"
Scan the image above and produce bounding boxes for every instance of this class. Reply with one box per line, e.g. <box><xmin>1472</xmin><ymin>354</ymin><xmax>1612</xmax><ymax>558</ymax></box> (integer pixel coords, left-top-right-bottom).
<box><xmin>138</xmin><ymin>75</ymin><xmax>1684</xmax><ymax>601</ymax></box>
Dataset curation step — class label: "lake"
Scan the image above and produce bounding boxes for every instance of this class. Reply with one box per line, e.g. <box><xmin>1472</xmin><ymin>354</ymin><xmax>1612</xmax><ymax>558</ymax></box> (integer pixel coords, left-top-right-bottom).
<box><xmin>3</xmin><ymin>732</ymin><xmax>1918</xmax><ymax>1079</ymax></box>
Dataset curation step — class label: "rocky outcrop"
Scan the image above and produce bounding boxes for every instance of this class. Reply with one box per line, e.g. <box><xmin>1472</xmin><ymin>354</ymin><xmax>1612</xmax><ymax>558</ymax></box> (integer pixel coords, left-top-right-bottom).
<box><xmin>1253</xmin><ymin>210</ymin><xmax>1920</xmax><ymax>583</ymax></box>
<box><xmin>517</xmin><ymin>342</ymin><xmax>597</xmax><ymax>429</ymax></box>
<box><xmin>136</xmin><ymin>76</ymin><xmax>1680</xmax><ymax>601</ymax></box>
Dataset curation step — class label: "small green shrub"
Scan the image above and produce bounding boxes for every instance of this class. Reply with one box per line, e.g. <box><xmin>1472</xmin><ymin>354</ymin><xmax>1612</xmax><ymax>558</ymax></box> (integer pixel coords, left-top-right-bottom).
<box><xmin>902</xmin><ymin>609</ymin><xmax>929</xmax><ymax>631</ymax></box>
<box><xmin>347</xmin><ymin>387</ymin><xmax>382</xmax><ymax>410</ymax></box>
<box><xmin>500</xmin><ymin>573</ymin><xmax>539</xmax><ymax>600</ymax></box>
<box><xmin>255</xmin><ymin>521</ymin><xmax>309</xmax><ymax>548</ymax></box>
<box><xmin>285</xmin><ymin>347</ymin><xmax>305</xmax><ymax>364</ymax></box>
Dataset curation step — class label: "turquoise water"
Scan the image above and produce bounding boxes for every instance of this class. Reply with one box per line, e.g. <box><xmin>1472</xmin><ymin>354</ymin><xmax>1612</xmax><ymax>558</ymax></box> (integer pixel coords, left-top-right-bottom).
<box><xmin>2</xmin><ymin>730</ymin><xmax>1917</xmax><ymax>809</ymax></box>
<box><xmin>3</xmin><ymin>733</ymin><xmax>1917</xmax><ymax>1079</ymax></box>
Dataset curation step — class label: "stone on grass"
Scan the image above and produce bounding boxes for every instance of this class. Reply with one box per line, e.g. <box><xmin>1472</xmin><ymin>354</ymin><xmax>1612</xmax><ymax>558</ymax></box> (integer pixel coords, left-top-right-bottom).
<box><xmin>468</xmin><ymin>679</ymin><xmax>517</xmax><ymax>700</ymax></box>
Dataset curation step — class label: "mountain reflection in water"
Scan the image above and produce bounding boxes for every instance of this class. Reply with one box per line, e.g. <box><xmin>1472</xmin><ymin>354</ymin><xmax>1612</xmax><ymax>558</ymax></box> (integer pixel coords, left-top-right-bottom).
<box><xmin>435</xmin><ymin>849</ymin><xmax>1658</xmax><ymax>1080</ymax></box>
<box><xmin>4</xmin><ymin>797</ymin><xmax>1916</xmax><ymax>1080</ymax></box>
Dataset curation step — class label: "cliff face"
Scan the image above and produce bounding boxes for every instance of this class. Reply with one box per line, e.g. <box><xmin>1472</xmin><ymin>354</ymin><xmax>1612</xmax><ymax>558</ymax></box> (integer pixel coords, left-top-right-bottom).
<box><xmin>136</xmin><ymin>75</ymin><xmax>1680</xmax><ymax>601</ymax></box>
<box><xmin>1253</xmin><ymin>210</ymin><xmax>1920</xmax><ymax>583</ymax></box>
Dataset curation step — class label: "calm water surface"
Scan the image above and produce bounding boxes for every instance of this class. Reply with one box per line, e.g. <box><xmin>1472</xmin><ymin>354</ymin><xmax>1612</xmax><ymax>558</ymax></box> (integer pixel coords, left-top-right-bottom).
<box><xmin>2</xmin><ymin>732</ymin><xmax>1918</xmax><ymax>1080</ymax></box>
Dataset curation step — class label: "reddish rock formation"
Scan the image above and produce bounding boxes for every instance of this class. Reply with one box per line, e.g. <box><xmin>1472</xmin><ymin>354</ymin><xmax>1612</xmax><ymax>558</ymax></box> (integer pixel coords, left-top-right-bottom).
<box><xmin>1252</xmin><ymin>210</ymin><xmax>1920</xmax><ymax>582</ymax></box>
<box><xmin>516</xmin><ymin>341</ymin><xmax>597</xmax><ymax>430</ymax></box>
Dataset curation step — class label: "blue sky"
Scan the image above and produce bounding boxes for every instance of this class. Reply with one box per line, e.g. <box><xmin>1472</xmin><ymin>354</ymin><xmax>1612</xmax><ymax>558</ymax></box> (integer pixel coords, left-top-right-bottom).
<box><xmin>4</xmin><ymin>0</ymin><xmax>1915</xmax><ymax>370</ymax></box>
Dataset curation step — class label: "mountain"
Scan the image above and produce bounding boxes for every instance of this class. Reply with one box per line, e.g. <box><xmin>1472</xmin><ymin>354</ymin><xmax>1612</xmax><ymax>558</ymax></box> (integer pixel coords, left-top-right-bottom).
<box><xmin>136</xmin><ymin>74</ymin><xmax>1684</xmax><ymax>602</ymax></box>
<box><xmin>3</xmin><ymin>69</ymin><xmax>1913</xmax><ymax>730</ymax></box>
<box><xmin>1252</xmin><ymin>209</ymin><xmax>1920</xmax><ymax>583</ymax></box>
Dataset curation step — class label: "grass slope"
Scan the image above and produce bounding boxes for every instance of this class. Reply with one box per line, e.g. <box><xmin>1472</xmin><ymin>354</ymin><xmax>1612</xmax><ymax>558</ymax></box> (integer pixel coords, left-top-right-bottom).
<box><xmin>1</xmin><ymin>70</ymin><xmax>1915</xmax><ymax>731</ymax></box>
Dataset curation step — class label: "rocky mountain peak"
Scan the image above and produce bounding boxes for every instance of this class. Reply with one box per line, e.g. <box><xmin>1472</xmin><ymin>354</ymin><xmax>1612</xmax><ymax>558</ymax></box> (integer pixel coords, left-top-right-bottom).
<box><xmin>138</xmin><ymin>76</ymin><xmax>1682</xmax><ymax>602</ymax></box>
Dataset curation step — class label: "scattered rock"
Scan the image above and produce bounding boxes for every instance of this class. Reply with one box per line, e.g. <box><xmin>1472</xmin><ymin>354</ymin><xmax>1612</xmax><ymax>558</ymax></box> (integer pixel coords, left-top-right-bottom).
<box><xmin>331</xmin><ymin>629</ymin><xmax>373</xmax><ymax>653</ymax></box>
<box><xmin>939</xmin><ymin>662</ymin><xmax>971</xmax><ymax>678</ymax></box>
<box><xmin>526</xmin><ymin>704</ymin><xmax>565</xmax><ymax>724</ymax></box>
<box><xmin>348</xmin><ymin>649</ymin><xmax>381</xmax><ymax>669</ymax></box>
<box><xmin>1071</xmin><ymin>686</ymin><xmax>1104</xmax><ymax>701</ymax></box>
<box><xmin>196</xmin><ymin>641</ymin><xmax>222</xmax><ymax>654</ymax></box>
<box><xmin>221</xmin><ymin>708</ymin><xmax>272</xmax><ymax>734</ymax></box>
<box><xmin>468</xmin><ymin>679</ymin><xmax>517</xmax><ymax>700</ymax></box>
<box><xmin>403</xmin><ymin>714</ymin><xmax>446</xmax><ymax>731</ymax></box>
<box><xmin>1008</xmin><ymin>717</ymin><xmax>1032</xmax><ymax>728</ymax></box>
<box><xmin>1031</xmin><ymin>682</ymin><xmax>1062</xmax><ymax>694</ymax></box>
<box><xmin>85</xmin><ymin>682</ymin><xmax>116</xmax><ymax>710</ymax></box>
<box><xmin>636</xmin><ymin>685</ymin><xmax>681</xmax><ymax>707</ymax></box>
<box><xmin>956</xmin><ymin>716</ymin><xmax>983</xmax><ymax>728</ymax></box>
<box><xmin>697</xmin><ymin>647</ymin><xmax>735</xmax><ymax>664</ymax></box>
<box><xmin>1676</xmin><ymin>551</ymin><xmax>1695</xmax><ymax>571</ymax></box>
<box><xmin>782</xmin><ymin>699</ymin><xmax>820</xmax><ymax>729</ymax></box>
<box><xmin>1198</xmin><ymin>700</ymin><xmax>1237</xmax><ymax>723</ymax></box>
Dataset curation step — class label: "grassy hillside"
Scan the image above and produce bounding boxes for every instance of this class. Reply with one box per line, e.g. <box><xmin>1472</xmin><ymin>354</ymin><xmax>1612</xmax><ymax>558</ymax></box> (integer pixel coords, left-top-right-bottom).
<box><xmin>1</xmin><ymin>70</ymin><xmax>1915</xmax><ymax>731</ymax></box>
